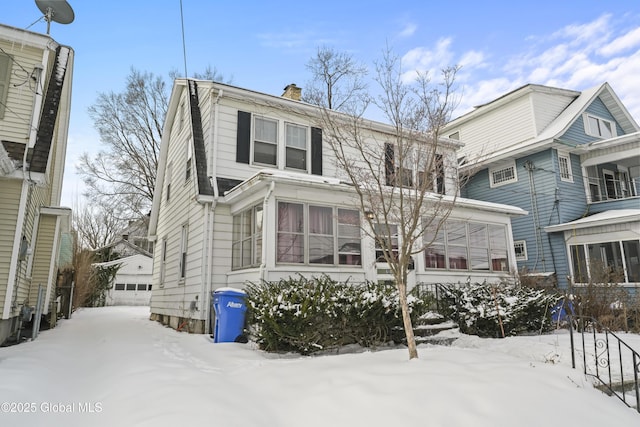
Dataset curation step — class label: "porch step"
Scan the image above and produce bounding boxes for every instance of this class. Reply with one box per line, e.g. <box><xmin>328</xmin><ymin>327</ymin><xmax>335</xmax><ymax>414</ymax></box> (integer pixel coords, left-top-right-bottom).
<box><xmin>412</xmin><ymin>311</ymin><xmax>459</xmax><ymax>346</ymax></box>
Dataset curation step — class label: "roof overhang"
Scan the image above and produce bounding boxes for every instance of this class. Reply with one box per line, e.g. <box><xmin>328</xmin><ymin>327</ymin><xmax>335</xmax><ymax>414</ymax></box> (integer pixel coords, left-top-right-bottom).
<box><xmin>545</xmin><ymin>209</ymin><xmax>640</xmax><ymax>233</ymax></box>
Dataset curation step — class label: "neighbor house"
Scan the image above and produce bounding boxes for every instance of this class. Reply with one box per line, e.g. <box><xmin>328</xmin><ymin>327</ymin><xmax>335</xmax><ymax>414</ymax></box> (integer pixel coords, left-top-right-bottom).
<box><xmin>0</xmin><ymin>24</ymin><xmax>74</xmax><ymax>344</ymax></box>
<box><xmin>148</xmin><ymin>80</ymin><xmax>526</xmax><ymax>334</ymax></box>
<box><xmin>95</xmin><ymin>253</ymin><xmax>153</xmax><ymax>306</ymax></box>
<box><xmin>443</xmin><ymin>83</ymin><xmax>639</xmax><ymax>290</ymax></box>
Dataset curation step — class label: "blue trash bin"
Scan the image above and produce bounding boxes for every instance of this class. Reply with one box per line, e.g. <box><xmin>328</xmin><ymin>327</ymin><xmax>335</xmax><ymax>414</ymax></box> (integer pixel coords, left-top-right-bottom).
<box><xmin>212</xmin><ymin>288</ymin><xmax>247</xmax><ymax>343</ymax></box>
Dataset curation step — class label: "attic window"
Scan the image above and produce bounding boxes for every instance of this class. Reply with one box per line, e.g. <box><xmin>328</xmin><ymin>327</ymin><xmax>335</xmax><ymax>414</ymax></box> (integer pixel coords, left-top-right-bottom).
<box><xmin>584</xmin><ymin>113</ymin><xmax>616</xmax><ymax>139</ymax></box>
<box><xmin>448</xmin><ymin>131</ymin><xmax>460</xmax><ymax>140</ymax></box>
<box><xmin>489</xmin><ymin>162</ymin><xmax>517</xmax><ymax>187</ymax></box>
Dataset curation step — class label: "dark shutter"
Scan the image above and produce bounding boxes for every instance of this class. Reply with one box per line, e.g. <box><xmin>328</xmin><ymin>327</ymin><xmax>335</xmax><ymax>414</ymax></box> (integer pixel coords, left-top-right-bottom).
<box><xmin>311</xmin><ymin>127</ymin><xmax>323</xmax><ymax>175</ymax></box>
<box><xmin>384</xmin><ymin>143</ymin><xmax>395</xmax><ymax>186</ymax></box>
<box><xmin>236</xmin><ymin>110</ymin><xmax>251</xmax><ymax>164</ymax></box>
<box><xmin>436</xmin><ymin>154</ymin><xmax>445</xmax><ymax>194</ymax></box>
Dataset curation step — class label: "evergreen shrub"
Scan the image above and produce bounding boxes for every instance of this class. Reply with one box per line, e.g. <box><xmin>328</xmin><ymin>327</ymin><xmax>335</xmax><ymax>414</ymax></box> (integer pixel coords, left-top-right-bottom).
<box><xmin>441</xmin><ymin>282</ymin><xmax>560</xmax><ymax>338</ymax></box>
<box><xmin>245</xmin><ymin>275</ymin><xmax>428</xmax><ymax>354</ymax></box>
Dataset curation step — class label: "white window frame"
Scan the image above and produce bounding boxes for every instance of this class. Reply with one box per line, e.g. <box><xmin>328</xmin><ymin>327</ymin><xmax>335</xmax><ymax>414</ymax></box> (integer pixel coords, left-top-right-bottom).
<box><xmin>285</xmin><ymin>122</ymin><xmax>309</xmax><ymax>171</ymax></box>
<box><xmin>253</xmin><ymin>115</ymin><xmax>278</xmax><ymax>166</ymax></box>
<box><xmin>185</xmin><ymin>142</ymin><xmax>192</xmax><ymax>182</ymax></box>
<box><xmin>558</xmin><ymin>152</ymin><xmax>573</xmax><ymax>182</ymax></box>
<box><xmin>275</xmin><ymin>202</ymin><xmax>361</xmax><ymax>266</ymax></box>
<box><xmin>159</xmin><ymin>237</ymin><xmax>167</xmax><ymax>287</ymax></box>
<box><xmin>583</xmin><ymin>113</ymin><xmax>616</xmax><ymax>139</ymax></box>
<box><xmin>489</xmin><ymin>162</ymin><xmax>517</xmax><ymax>188</ymax></box>
<box><xmin>179</xmin><ymin>224</ymin><xmax>188</xmax><ymax>282</ymax></box>
<box><xmin>514</xmin><ymin>240</ymin><xmax>528</xmax><ymax>261</ymax></box>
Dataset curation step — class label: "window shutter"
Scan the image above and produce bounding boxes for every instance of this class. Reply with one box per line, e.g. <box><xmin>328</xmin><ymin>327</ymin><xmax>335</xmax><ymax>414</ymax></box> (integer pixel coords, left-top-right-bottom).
<box><xmin>311</xmin><ymin>127</ymin><xmax>323</xmax><ymax>175</ymax></box>
<box><xmin>384</xmin><ymin>143</ymin><xmax>395</xmax><ymax>186</ymax></box>
<box><xmin>236</xmin><ymin>110</ymin><xmax>251</xmax><ymax>164</ymax></box>
<box><xmin>436</xmin><ymin>154</ymin><xmax>445</xmax><ymax>194</ymax></box>
<box><xmin>0</xmin><ymin>54</ymin><xmax>10</xmax><ymax>119</ymax></box>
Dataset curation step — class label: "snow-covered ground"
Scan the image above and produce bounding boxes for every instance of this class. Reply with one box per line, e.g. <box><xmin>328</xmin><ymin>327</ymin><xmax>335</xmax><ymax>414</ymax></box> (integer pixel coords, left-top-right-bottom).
<box><xmin>0</xmin><ymin>306</ymin><xmax>638</xmax><ymax>427</ymax></box>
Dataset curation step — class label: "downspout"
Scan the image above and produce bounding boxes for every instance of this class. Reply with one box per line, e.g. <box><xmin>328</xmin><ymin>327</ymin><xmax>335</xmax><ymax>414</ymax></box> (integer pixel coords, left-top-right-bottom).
<box><xmin>204</xmin><ymin>87</ymin><xmax>222</xmax><ymax>334</ymax></box>
<box><xmin>259</xmin><ymin>181</ymin><xmax>275</xmax><ymax>283</ymax></box>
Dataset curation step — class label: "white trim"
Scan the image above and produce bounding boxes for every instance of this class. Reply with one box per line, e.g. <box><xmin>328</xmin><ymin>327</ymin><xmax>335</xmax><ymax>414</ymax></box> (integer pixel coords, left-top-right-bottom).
<box><xmin>3</xmin><ymin>181</ymin><xmax>29</xmax><ymax>319</ymax></box>
<box><xmin>489</xmin><ymin>162</ymin><xmax>518</xmax><ymax>188</ymax></box>
<box><xmin>583</xmin><ymin>112</ymin><xmax>617</xmax><ymax>139</ymax></box>
<box><xmin>557</xmin><ymin>151</ymin><xmax>573</xmax><ymax>183</ymax></box>
<box><xmin>514</xmin><ymin>240</ymin><xmax>528</xmax><ymax>261</ymax></box>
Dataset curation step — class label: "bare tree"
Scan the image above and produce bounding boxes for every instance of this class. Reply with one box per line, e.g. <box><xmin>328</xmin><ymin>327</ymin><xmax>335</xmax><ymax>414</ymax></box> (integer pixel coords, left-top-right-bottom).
<box><xmin>303</xmin><ymin>46</ymin><xmax>369</xmax><ymax>113</ymax></box>
<box><xmin>319</xmin><ymin>49</ymin><xmax>460</xmax><ymax>359</ymax></box>
<box><xmin>79</xmin><ymin>68</ymin><xmax>167</xmax><ymax>218</ymax></box>
<box><xmin>73</xmin><ymin>201</ymin><xmax>126</xmax><ymax>250</ymax></box>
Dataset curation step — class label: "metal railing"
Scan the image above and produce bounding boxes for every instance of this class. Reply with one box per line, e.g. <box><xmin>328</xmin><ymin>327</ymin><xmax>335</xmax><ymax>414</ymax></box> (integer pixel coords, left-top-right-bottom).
<box><xmin>585</xmin><ymin>176</ymin><xmax>639</xmax><ymax>203</ymax></box>
<box><xmin>569</xmin><ymin>316</ymin><xmax>640</xmax><ymax>412</ymax></box>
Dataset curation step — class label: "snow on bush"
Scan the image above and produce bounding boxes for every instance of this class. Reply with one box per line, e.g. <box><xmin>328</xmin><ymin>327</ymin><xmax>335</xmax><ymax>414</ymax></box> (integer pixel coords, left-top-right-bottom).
<box><xmin>441</xmin><ymin>282</ymin><xmax>560</xmax><ymax>338</ymax></box>
<box><xmin>245</xmin><ymin>275</ymin><xmax>429</xmax><ymax>354</ymax></box>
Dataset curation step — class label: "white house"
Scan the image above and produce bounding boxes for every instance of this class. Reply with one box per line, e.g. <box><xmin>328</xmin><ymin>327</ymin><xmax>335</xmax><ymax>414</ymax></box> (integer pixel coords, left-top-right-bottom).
<box><xmin>148</xmin><ymin>80</ymin><xmax>526</xmax><ymax>334</ymax></box>
<box><xmin>95</xmin><ymin>254</ymin><xmax>153</xmax><ymax>306</ymax></box>
<box><xmin>0</xmin><ymin>24</ymin><xmax>74</xmax><ymax>344</ymax></box>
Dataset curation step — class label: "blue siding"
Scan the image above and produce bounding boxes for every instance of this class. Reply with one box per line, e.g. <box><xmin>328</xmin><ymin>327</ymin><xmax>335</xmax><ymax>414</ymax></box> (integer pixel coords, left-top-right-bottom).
<box><xmin>552</xmin><ymin>150</ymin><xmax>588</xmax><ymax>223</ymax></box>
<box><xmin>589</xmin><ymin>197</ymin><xmax>640</xmax><ymax>213</ymax></box>
<box><xmin>465</xmin><ymin>149</ymin><xmax>576</xmax><ymax>287</ymax></box>
<box><xmin>561</xmin><ymin>96</ymin><xmax>625</xmax><ymax>144</ymax></box>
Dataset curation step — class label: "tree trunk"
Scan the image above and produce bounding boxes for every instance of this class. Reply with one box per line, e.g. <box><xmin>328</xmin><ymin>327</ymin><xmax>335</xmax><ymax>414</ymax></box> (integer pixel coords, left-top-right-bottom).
<box><xmin>397</xmin><ymin>279</ymin><xmax>418</xmax><ymax>359</ymax></box>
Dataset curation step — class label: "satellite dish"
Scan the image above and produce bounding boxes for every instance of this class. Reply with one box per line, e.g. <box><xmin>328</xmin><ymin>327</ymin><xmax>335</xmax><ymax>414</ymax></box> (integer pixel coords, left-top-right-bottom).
<box><xmin>35</xmin><ymin>0</ymin><xmax>75</xmax><ymax>34</ymax></box>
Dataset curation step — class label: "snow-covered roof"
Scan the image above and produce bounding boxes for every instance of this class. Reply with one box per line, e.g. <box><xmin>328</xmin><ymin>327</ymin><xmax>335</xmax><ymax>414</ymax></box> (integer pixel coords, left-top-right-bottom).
<box><xmin>223</xmin><ymin>168</ymin><xmax>527</xmax><ymax>216</ymax></box>
<box><xmin>452</xmin><ymin>83</ymin><xmax>640</xmax><ymax>169</ymax></box>
<box><xmin>544</xmin><ymin>209</ymin><xmax>640</xmax><ymax>233</ymax></box>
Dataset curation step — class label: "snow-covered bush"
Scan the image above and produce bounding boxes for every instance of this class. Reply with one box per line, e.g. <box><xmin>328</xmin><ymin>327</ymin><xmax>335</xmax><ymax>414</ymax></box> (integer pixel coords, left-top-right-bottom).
<box><xmin>245</xmin><ymin>275</ymin><xmax>428</xmax><ymax>354</ymax></box>
<box><xmin>441</xmin><ymin>282</ymin><xmax>560</xmax><ymax>338</ymax></box>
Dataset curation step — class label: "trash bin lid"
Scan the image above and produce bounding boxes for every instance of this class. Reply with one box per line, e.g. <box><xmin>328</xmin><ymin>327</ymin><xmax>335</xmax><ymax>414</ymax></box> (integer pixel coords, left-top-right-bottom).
<box><xmin>213</xmin><ymin>287</ymin><xmax>246</xmax><ymax>297</ymax></box>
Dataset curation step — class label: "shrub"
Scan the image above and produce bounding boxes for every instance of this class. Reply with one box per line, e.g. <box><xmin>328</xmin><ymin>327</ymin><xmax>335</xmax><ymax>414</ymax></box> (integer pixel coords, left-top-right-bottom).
<box><xmin>441</xmin><ymin>282</ymin><xmax>560</xmax><ymax>338</ymax></box>
<box><xmin>245</xmin><ymin>275</ymin><xmax>428</xmax><ymax>354</ymax></box>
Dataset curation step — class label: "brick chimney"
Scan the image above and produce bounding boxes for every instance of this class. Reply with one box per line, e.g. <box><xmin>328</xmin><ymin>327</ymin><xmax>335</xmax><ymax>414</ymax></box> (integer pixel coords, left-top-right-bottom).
<box><xmin>282</xmin><ymin>83</ymin><xmax>302</xmax><ymax>101</ymax></box>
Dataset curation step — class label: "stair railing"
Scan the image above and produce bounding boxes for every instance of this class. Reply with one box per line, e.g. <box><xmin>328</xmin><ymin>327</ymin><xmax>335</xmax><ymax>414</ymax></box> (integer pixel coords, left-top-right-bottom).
<box><xmin>569</xmin><ymin>315</ymin><xmax>640</xmax><ymax>413</ymax></box>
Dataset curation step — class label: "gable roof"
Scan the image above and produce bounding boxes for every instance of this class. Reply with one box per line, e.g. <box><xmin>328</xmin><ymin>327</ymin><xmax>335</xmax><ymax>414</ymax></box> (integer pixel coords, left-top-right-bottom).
<box><xmin>452</xmin><ymin>83</ymin><xmax>640</xmax><ymax>168</ymax></box>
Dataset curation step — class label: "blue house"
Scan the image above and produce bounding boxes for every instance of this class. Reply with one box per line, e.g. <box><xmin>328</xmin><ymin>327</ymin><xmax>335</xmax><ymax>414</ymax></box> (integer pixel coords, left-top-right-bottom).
<box><xmin>443</xmin><ymin>83</ymin><xmax>639</xmax><ymax>290</ymax></box>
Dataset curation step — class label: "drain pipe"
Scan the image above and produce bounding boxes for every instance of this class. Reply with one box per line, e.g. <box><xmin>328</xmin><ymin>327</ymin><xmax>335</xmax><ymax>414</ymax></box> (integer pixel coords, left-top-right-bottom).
<box><xmin>204</xmin><ymin>87</ymin><xmax>223</xmax><ymax>335</ymax></box>
<box><xmin>259</xmin><ymin>181</ymin><xmax>275</xmax><ymax>283</ymax></box>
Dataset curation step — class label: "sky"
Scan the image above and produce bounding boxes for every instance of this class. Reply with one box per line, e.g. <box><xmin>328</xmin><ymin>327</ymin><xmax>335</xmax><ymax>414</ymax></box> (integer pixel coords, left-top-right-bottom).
<box><xmin>0</xmin><ymin>306</ymin><xmax>639</xmax><ymax>426</ymax></box>
<box><xmin>2</xmin><ymin>0</ymin><xmax>640</xmax><ymax>208</ymax></box>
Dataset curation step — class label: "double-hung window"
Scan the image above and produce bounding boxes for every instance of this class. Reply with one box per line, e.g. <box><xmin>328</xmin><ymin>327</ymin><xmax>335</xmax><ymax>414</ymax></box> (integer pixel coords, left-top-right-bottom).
<box><xmin>254</xmin><ymin>116</ymin><xmax>278</xmax><ymax>166</ymax></box>
<box><xmin>374</xmin><ymin>223</ymin><xmax>399</xmax><ymax>262</ymax></box>
<box><xmin>285</xmin><ymin>123</ymin><xmax>308</xmax><ymax>171</ymax></box>
<box><xmin>179</xmin><ymin>225</ymin><xmax>188</xmax><ymax>280</ymax></box>
<box><xmin>558</xmin><ymin>152</ymin><xmax>573</xmax><ymax>182</ymax></box>
<box><xmin>232</xmin><ymin>206</ymin><xmax>263</xmax><ymax>269</ymax></box>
